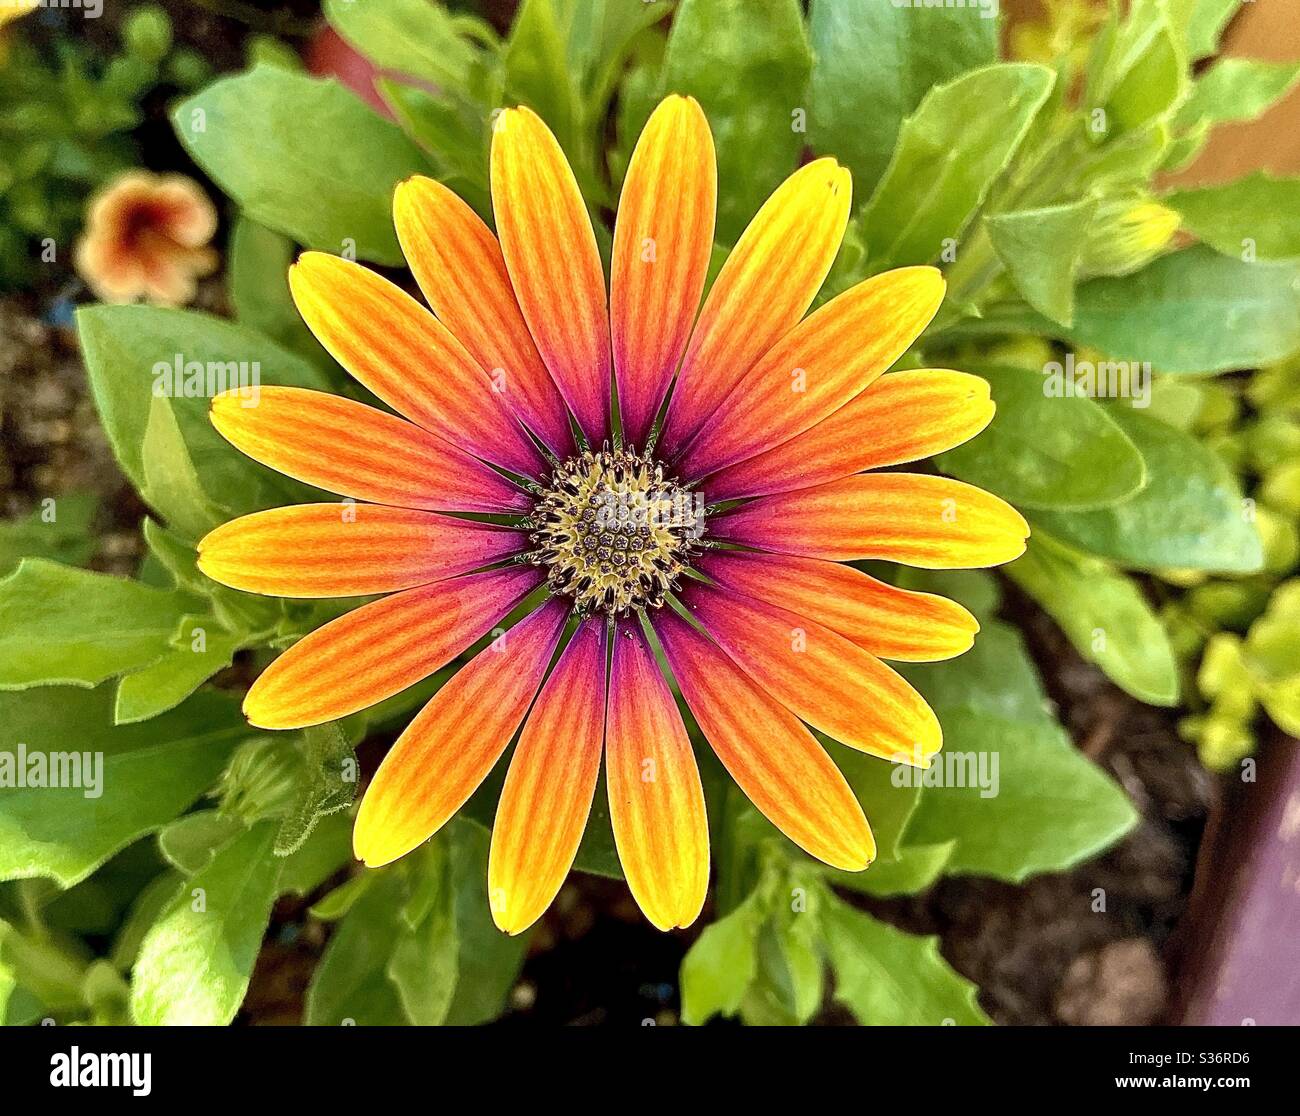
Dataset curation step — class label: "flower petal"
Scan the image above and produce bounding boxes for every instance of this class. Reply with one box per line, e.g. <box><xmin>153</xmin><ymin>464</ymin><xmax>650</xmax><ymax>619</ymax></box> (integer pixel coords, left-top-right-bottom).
<box><xmin>676</xmin><ymin>268</ymin><xmax>945</xmax><ymax>480</ymax></box>
<box><xmin>491</xmin><ymin>107</ymin><xmax>611</xmax><ymax>443</ymax></box>
<box><xmin>198</xmin><ymin>504</ymin><xmax>524</xmax><ymax>599</ymax></box>
<box><xmin>489</xmin><ymin>616</ymin><xmax>606</xmax><ymax>935</ymax></box>
<box><xmin>657</xmin><ymin>159</ymin><xmax>852</xmax><ymax>460</ymax></box>
<box><xmin>606</xmin><ymin>619</ymin><xmax>709</xmax><ymax>930</ymax></box>
<box><xmin>705</xmin><ymin>370</ymin><xmax>995</xmax><ymax>501</ymax></box>
<box><xmin>210</xmin><ymin>387</ymin><xmax>530</xmax><ymax>514</ymax></box>
<box><xmin>654</xmin><ymin>610</ymin><xmax>874</xmax><ymax>871</ymax></box>
<box><xmin>712</xmin><ymin>474</ymin><xmax>1029</xmax><ymax>568</ymax></box>
<box><xmin>697</xmin><ymin>550</ymin><xmax>979</xmax><ymax>663</ymax></box>
<box><xmin>243</xmin><ymin>565</ymin><xmax>541</xmax><ymax>730</ymax></box>
<box><xmin>353</xmin><ymin>599</ymin><xmax>567</xmax><ymax>869</ymax></box>
<box><xmin>610</xmin><ymin>95</ymin><xmax>716</xmax><ymax>449</ymax></box>
<box><xmin>288</xmin><ymin>251</ymin><xmax>544</xmax><ymax>477</ymax></box>
<box><xmin>680</xmin><ymin>581</ymin><xmax>940</xmax><ymax>766</ymax></box>
<box><xmin>393</xmin><ymin>175</ymin><xmax>574</xmax><ymax>458</ymax></box>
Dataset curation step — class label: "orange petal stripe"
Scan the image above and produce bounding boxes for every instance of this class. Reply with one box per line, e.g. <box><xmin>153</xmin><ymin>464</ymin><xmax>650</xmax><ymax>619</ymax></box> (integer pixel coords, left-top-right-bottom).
<box><xmin>654</xmin><ymin>610</ymin><xmax>874</xmax><ymax>871</ymax></box>
<box><xmin>676</xmin><ymin>268</ymin><xmax>945</xmax><ymax>480</ymax></box>
<box><xmin>712</xmin><ymin>473</ymin><xmax>1030</xmax><ymax>568</ymax></box>
<box><xmin>243</xmin><ymin>565</ymin><xmax>541</xmax><ymax>730</ymax></box>
<box><xmin>197</xmin><ymin>504</ymin><xmax>524</xmax><ymax>599</ymax></box>
<box><xmin>352</xmin><ymin>599</ymin><xmax>567</xmax><ymax>869</ymax></box>
<box><xmin>491</xmin><ymin>107</ymin><xmax>611</xmax><ymax>443</ymax></box>
<box><xmin>606</xmin><ymin>619</ymin><xmax>709</xmax><ymax>930</ymax></box>
<box><xmin>489</xmin><ymin>616</ymin><xmax>607</xmax><ymax>934</ymax></box>
<box><xmin>288</xmin><ymin>252</ymin><xmax>544</xmax><ymax>477</ymax></box>
<box><xmin>680</xmin><ymin>581</ymin><xmax>941</xmax><ymax>767</ymax></box>
<box><xmin>393</xmin><ymin>176</ymin><xmax>574</xmax><ymax>457</ymax></box>
<box><xmin>705</xmin><ymin>370</ymin><xmax>995</xmax><ymax>502</ymax></box>
<box><xmin>657</xmin><ymin>159</ymin><xmax>852</xmax><ymax>460</ymax></box>
<box><xmin>610</xmin><ymin>95</ymin><xmax>717</xmax><ymax>448</ymax></box>
<box><xmin>211</xmin><ymin>387</ymin><xmax>530</xmax><ymax>514</ymax></box>
<box><xmin>697</xmin><ymin>550</ymin><xmax>979</xmax><ymax>663</ymax></box>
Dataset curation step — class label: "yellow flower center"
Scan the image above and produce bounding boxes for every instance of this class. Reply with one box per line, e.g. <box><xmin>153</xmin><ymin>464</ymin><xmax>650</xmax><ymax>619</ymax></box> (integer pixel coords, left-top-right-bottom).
<box><xmin>527</xmin><ymin>447</ymin><xmax>706</xmax><ymax>615</ymax></box>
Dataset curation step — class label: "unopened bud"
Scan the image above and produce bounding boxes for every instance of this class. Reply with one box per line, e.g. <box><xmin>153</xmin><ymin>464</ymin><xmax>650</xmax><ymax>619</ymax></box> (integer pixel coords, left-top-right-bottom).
<box><xmin>1079</xmin><ymin>196</ymin><xmax>1180</xmax><ymax>278</ymax></box>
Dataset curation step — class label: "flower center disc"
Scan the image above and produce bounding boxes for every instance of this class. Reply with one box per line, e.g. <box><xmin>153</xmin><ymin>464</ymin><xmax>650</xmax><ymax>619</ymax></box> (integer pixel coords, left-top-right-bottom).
<box><xmin>528</xmin><ymin>447</ymin><xmax>706</xmax><ymax>616</ymax></box>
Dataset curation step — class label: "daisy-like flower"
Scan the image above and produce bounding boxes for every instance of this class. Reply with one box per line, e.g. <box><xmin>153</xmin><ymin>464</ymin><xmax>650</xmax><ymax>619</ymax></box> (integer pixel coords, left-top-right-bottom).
<box><xmin>198</xmin><ymin>96</ymin><xmax>1028</xmax><ymax>933</ymax></box>
<box><xmin>75</xmin><ymin>170</ymin><xmax>219</xmax><ymax>306</ymax></box>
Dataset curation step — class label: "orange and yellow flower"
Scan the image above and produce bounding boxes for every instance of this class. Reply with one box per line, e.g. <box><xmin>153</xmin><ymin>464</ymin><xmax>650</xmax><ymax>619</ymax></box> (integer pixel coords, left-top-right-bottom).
<box><xmin>75</xmin><ymin>171</ymin><xmax>218</xmax><ymax>306</ymax></box>
<box><xmin>198</xmin><ymin>96</ymin><xmax>1027</xmax><ymax>933</ymax></box>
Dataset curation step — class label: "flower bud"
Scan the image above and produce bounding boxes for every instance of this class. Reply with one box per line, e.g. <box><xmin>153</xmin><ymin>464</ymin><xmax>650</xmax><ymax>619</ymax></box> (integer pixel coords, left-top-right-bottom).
<box><xmin>1079</xmin><ymin>196</ymin><xmax>1180</xmax><ymax>278</ymax></box>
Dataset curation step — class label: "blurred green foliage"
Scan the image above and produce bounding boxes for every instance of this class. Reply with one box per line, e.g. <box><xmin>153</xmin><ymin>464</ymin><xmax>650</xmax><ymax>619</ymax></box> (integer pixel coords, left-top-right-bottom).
<box><xmin>0</xmin><ymin>5</ymin><xmax>209</xmax><ymax>289</ymax></box>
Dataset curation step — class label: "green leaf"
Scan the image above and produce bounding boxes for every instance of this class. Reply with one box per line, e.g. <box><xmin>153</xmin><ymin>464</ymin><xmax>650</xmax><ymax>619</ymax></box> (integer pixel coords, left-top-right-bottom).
<box><xmin>1166</xmin><ymin>174</ymin><xmax>1300</xmax><ymax>261</ymax></box>
<box><xmin>753</xmin><ymin>882</ymin><xmax>825</xmax><ymax>1025</ymax></box>
<box><xmin>569</xmin><ymin>0</ymin><xmax>674</xmax><ymax>121</ymax></box>
<box><xmin>0</xmin><ymin>688</ymin><xmax>246</xmax><ymax>889</ymax></box>
<box><xmin>113</xmin><ymin>617</ymin><xmax>242</xmax><ymax>725</ymax></box>
<box><xmin>901</xmin><ymin>616</ymin><xmax>1051</xmax><ymax>723</ymax></box>
<box><xmin>140</xmin><ymin>393</ymin><xmax>226</xmax><ymax>541</ymax></box>
<box><xmin>660</xmin><ymin>0</ymin><xmax>811</xmax><ymax>242</ymax></box>
<box><xmin>305</xmin><ymin>865</ymin><xmax>408</xmax><ymax>1025</ymax></box>
<box><xmin>228</xmin><ymin>216</ymin><xmax>334</xmax><ymax>367</ymax></box>
<box><xmin>1065</xmin><ymin>247</ymin><xmax>1300</xmax><ymax>374</ymax></box>
<box><xmin>110</xmin><ymin>870</ymin><xmax>183</xmax><ymax>972</ymax></box>
<box><xmin>130</xmin><ymin>821</ymin><xmax>280</xmax><ymax>1025</ymax></box>
<box><xmin>276</xmin><ymin>813</ymin><xmax>353</xmax><ymax>898</ymax></box>
<box><xmin>173</xmin><ymin>65</ymin><xmax>427</xmax><ymax>264</ymax></box>
<box><xmin>903</xmin><ymin>705</ymin><xmax>1139</xmax><ymax>881</ymax></box>
<box><xmin>985</xmin><ymin>199</ymin><xmax>1098</xmax><ymax>325</ymax></box>
<box><xmin>1168</xmin><ymin>0</ymin><xmax>1242</xmax><ymax>60</ymax></box>
<box><xmin>862</xmin><ymin>64</ymin><xmax>1055</xmax><ymax>271</ymax></box>
<box><xmin>274</xmin><ymin>722</ymin><xmax>357</xmax><ymax>857</ymax></box>
<box><xmin>443</xmin><ymin>817</ymin><xmax>529</xmax><ymax>1025</ymax></box>
<box><xmin>386</xmin><ymin>845</ymin><xmax>458</xmax><ymax>1026</ymax></box>
<box><xmin>377</xmin><ymin>80</ymin><xmax>492</xmax><ymax>218</ymax></box>
<box><xmin>1175</xmin><ymin>58</ymin><xmax>1300</xmax><ymax>129</ymax></box>
<box><xmin>324</xmin><ymin>0</ymin><xmax>488</xmax><ymax>91</ymax></box>
<box><xmin>807</xmin><ymin>0</ymin><xmax>996</xmax><ymax>198</ymax></box>
<box><xmin>1008</xmin><ymin>533</ymin><xmax>1179</xmax><ymax>705</ymax></box>
<box><xmin>77</xmin><ymin>304</ymin><xmax>334</xmax><ymax>520</ymax></box>
<box><xmin>825</xmin><ymin>738</ymin><xmax>920</xmax><ymax>861</ymax></box>
<box><xmin>308</xmin><ymin>873</ymin><xmax>373</xmax><ymax>922</ymax></box>
<box><xmin>306</xmin><ymin>820</ymin><xmax>523</xmax><ymax>1027</ymax></box>
<box><xmin>504</xmin><ymin>0</ymin><xmax>585</xmax><ymax>172</ymax></box>
<box><xmin>1090</xmin><ymin>0</ymin><xmax>1186</xmax><ymax>134</ymax></box>
<box><xmin>832</xmin><ymin>841</ymin><xmax>956</xmax><ymax>898</ymax></box>
<box><xmin>0</xmin><ymin>494</ymin><xmax>96</xmax><ymax>575</ymax></box>
<box><xmin>1033</xmin><ymin>407</ymin><xmax>1263</xmax><ymax>573</ymax></box>
<box><xmin>939</xmin><ymin>364</ymin><xmax>1147</xmax><ymax>511</ymax></box>
<box><xmin>158</xmin><ymin>810</ymin><xmax>243</xmax><ymax>875</ymax></box>
<box><xmin>680</xmin><ymin>884</ymin><xmax>765</xmax><ymax>1025</ymax></box>
<box><xmin>0</xmin><ymin>560</ymin><xmax>194</xmax><ymax>689</ymax></box>
<box><xmin>1075</xmin><ymin>118</ymin><xmax>1173</xmax><ymax>192</ymax></box>
<box><xmin>821</xmin><ymin>891</ymin><xmax>987</xmax><ymax>1025</ymax></box>
<box><xmin>0</xmin><ymin>916</ymin><xmax>86</xmax><ymax>1020</ymax></box>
